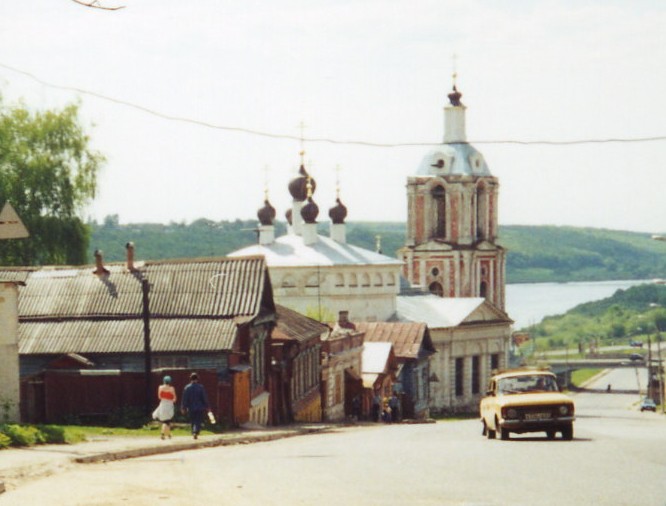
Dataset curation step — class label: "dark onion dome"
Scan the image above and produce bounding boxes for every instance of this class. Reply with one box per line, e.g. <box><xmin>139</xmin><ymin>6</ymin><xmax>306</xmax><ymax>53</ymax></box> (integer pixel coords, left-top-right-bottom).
<box><xmin>288</xmin><ymin>165</ymin><xmax>316</xmax><ymax>202</ymax></box>
<box><xmin>448</xmin><ymin>85</ymin><xmax>463</xmax><ymax>106</ymax></box>
<box><xmin>285</xmin><ymin>208</ymin><xmax>293</xmax><ymax>226</ymax></box>
<box><xmin>300</xmin><ymin>197</ymin><xmax>319</xmax><ymax>224</ymax></box>
<box><xmin>328</xmin><ymin>198</ymin><xmax>347</xmax><ymax>224</ymax></box>
<box><xmin>257</xmin><ymin>199</ymin><xmax>276</xmax><ymax>226</ymax></box>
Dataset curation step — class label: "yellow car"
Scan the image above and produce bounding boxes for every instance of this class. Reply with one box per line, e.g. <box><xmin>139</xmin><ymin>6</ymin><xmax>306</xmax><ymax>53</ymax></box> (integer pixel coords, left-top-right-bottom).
<box><xmin>480</xmin><ymin>369</ymin><xmax>575</xmax><ymax>441</ymax></box>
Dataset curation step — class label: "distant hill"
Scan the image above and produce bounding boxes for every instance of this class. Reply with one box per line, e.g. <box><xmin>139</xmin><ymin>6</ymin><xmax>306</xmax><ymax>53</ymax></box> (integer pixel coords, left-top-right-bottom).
<box><xmin>89</xmin><ymin>216</ymin><xmax>666</xmax><ymax>284</ymax></box>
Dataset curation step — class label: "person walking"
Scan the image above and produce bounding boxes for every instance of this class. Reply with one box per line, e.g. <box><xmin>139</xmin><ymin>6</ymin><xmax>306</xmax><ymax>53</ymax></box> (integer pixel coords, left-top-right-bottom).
<box><xmin>152</xmin><ymin>375</ymin><xmax>177</xmax><ymax>440</ymax></box>
<box><xmin>181</xmin><ymin>372</ymin><xmax>209</xmax><ymax>439</ymax></box>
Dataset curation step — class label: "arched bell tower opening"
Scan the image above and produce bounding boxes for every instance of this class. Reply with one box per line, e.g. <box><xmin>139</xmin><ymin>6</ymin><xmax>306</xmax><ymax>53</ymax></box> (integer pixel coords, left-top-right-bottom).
<box><xmin>431</xmin><ymin>185</ymin><xmax>446</xmax><ymax>240</ymax></box>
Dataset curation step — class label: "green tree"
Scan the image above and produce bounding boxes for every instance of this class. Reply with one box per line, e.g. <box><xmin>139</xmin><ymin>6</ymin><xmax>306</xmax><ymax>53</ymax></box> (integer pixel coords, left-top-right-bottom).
<box><xmin>0</xmin><ymin>98</ymin><xmax>104</xmax><ymax>265</ymax></box>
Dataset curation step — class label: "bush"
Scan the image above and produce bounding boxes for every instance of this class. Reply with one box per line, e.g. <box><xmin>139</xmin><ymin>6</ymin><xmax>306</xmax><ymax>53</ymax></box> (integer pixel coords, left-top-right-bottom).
<box><xmin>0</xmin><ymin>432</ymin><xmax>11</xmax><ymax>449</ymax></box>
<box><xmin>37</xmin><ymin>425</ymin><xmax>67</xmax><ymax>444</ymax></box>
<box><xmin>1</xmin><ymin>424</ymin><xmax>41</xmax><ymax>447</ymax></box>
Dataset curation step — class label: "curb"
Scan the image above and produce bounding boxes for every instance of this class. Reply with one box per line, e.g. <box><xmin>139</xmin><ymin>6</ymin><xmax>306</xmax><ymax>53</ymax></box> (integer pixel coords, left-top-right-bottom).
<box><xmin>73</xmin><ymin>426</ymin><xmax>331</xmax><ymax>464</ymax></box>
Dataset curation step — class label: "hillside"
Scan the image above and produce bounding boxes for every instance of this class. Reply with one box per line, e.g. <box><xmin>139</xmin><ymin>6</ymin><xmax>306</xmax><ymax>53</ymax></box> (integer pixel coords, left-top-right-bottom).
<box><xmin>89</xmin><ymin>217</ymin><xmax>666</xmax><ymax>284</ymax></box>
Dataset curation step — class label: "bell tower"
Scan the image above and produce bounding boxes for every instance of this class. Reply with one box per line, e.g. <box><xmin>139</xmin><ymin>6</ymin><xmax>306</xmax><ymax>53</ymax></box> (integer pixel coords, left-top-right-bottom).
<box><xmin>399</xmin><ymin>80</ymin><xmax>506</xmax><ymax>310</ymax></box>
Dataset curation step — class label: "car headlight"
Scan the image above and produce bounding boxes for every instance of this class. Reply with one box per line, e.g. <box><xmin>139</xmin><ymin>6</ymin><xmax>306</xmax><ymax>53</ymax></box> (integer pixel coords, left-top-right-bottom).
<box><xmin>558</xmin><ymin>405</ymin><xmax>570</xmax><ymax>416</ymax></box>
<box><xmin>505</xmin><ymin>408</ymin><xmax>518</xmax><ymax>419</ymax></box>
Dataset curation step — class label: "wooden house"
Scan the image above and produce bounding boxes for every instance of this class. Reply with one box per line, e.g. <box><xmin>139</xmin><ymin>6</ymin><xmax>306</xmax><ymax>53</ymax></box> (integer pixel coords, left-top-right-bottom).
<box><xmin>356</xmin><ymin>321</ymin><xmax>435</xmax><ymax>419</ymax></box>
<box><xmin>270</xmin><ymin>305</ymin><xmax>329</xmax><ymax>424</ymax></box>
<box><xmin>2</xmin><ymin>249</ymin><xmax>277</xmax><ymax>426</ymax></box>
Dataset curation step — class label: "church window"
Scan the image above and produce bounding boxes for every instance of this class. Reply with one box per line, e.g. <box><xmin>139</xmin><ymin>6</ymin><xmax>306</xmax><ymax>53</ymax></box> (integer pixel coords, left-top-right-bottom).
<box><xmin>361</xmin><ymin>273</ymin><xmax>370</xmax><ymax>287</ymax></box>
<box><xmin>429</xmin><ymin>281</ymin><xmax>444</xmax><ymax>297</ymax></box>
<box><xmin>476</xmin><ymin>184</ymin><xmax>487</xmax><ymax>240</ymax></box>
<box><xmin>281</xmin><ymin>275</ymin><xmax>296</xmax><ymax>288</ymax></box>
<box><xmin>373</xmin><ymin>273</ymin><xmax>382</xmax><ymax>286</ymax></box>
<box><xmin>349</xmin><ymin>274</ymin><xmax>358</xmax><ymax>287</ymax></box>
<box><xmin>455</xmin><ymin>358</ymin><xmax>464</xmax><ymax>397</ymax></box>
<box><xmin>472</xmin><ymin>355</ymin><xmax>480</xmax><ymax>395</ymax></box>
<box><xmin>431</xmin><ymin>185</ymin><xmax>446</xmax><ymax>239</ymax></box>
<box><xmin>491</xmin><ymin>353</ymin><xmax>500</xmax><ymax>371</ymax></box>
<box><xmin>480</xmin><ymin>281</ymin><xmax>488</xmax><ymax>298</ymax></box>
<box><xmin>431</xmin><ymin>267</ymin><xmax>440</xmax><ymax>277</ymax></box>
<box><xmin>305</xmin><ymin>273</ymin><xmax>319</xmax><ymax>287</ymax></box>
<box><xmin>386</xmin><ymin>273</ymin><xmax>396</xmax><ymax>286</ymax></box>
<box><xmin>335</xmin><ymin>273</ymin><xmax>345</xmax><ymax>287</ymax></box>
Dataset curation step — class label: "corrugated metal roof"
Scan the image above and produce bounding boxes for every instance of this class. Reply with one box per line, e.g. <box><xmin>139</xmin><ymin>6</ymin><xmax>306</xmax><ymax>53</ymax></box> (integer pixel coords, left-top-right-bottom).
<box><xmin>396</xmin><ymin>295</ymin><xmax>484</xmax><ymax>328</ymax></box>
<box><xmin>356</xmin><ymin>321</ymin><xmax>432</xmax><ymax>359</ymax></box>
<box><xmin>272</xmin><ymin>305</ymin><xmax>329</xmax><ymax>343</ymax></box>
<box><xmin>19</xmin><ymin>318</ymin><xmax>238</xmax><ymax>354</ymax></box>
<box><xmin>362</xmin><ymin>342</ymin><xmax>393</xmax><ymax>374</ymax></box>
<box><xmin>9</xmin><ymin>256</ymin><xmax>268</xmax><ymax>319</ymax></box>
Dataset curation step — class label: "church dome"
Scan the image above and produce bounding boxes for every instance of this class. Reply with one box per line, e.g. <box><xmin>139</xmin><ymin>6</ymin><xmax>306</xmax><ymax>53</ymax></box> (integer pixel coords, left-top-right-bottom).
<box><xmin>288</xmin><ymin>165</ymin><xmax>317</xmax><ymax>202</ymax></box>
<box><xmin>257</xmin><ymin>199</ymin><xmax>276</xmax><ymax>226</ymax></box>
<box><xmin>301</xmin><ymin>197</ymin><xmax>319</xmax><ymax>224</ymax></box>
<box><xmin>416</xmin><ymin>143</ymin><xmax>491</xmax><ymax>177</ymax></box>
<box><xmin>328</xmin><ymin>198</ymin><xmax>347</xmax><ymax>224</ymax></box>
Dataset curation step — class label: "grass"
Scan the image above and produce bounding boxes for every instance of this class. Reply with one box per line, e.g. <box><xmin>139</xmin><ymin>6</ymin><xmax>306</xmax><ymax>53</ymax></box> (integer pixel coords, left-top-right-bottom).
<box><xmin>570</xmin><ymin>368</ymin><xmax>603</xmax><ymax>387</ymax></box>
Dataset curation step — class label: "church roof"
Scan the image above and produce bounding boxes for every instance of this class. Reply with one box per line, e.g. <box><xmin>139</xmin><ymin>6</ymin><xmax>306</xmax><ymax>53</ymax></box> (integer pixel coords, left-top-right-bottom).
<box><xmin>228</xmin><ymin>233</ymin><xmax>403</xmax><ymax>268</ymax></box>
<box><xmin>395</xmin><ymin>295</ymin><xmax>512</xmax><ymax>328</ymax></box>
<box><xmin>416</xmin><ymin>142</ymin><xmax>491</xmax><ymax>177</ymax></box>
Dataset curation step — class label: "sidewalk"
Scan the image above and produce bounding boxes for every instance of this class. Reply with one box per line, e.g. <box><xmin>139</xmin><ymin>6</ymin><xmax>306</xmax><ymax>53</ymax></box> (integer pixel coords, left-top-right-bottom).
<box><xmin>0</xmin><ymin>423</ymin><xmax>335</xmax><ymax>494</ymax></box>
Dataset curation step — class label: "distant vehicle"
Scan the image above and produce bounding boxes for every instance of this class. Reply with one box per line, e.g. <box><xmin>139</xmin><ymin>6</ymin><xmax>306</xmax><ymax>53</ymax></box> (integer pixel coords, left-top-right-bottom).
<box><xmin>629</xmin><ymin>340</ymin><xmax>643</xmax><ymax>348</ymax></box>
<box><xmin>480</xmin><ymin>369</ymin><xmax>575</xmax><ymax>441</ymax></box>
<box><xmin>640</xmin><ymin>398</ymin><xmax>656</xmax><ymax>412</ymax></box>
<box><xmin>629</xmin><ymin>353</ymin><xmax>644</xmax><ymax>362</ymax></box>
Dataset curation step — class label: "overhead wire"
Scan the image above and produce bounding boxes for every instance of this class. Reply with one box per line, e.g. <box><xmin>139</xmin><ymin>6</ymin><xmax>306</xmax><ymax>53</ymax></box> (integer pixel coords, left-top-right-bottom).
<box><xmin>2</xmin><ymin>62</ymin><xmax>666</xmax><ymax>147</ymax></box>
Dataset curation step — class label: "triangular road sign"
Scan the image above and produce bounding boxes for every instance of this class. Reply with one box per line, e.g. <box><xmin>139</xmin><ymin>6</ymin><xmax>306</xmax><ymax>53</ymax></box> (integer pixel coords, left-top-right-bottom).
<box><xmin>0</xmin><ymin>202</ymin><xmax>29</xmax><ymax>239</ymax></box>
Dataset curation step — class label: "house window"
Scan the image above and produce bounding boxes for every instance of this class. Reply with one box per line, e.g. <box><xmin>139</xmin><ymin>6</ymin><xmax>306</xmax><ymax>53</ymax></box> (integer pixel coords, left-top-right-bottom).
<box><xmin>153</xmin><ymin>356</ymin><xmax>189</xmax><ymax>369</ymax></box>
<box><xmin>472</xmin><ymin>355</ymin><xmax>480</xmax><ymax>395</ymax></box>
<box><xmin>455</xmin><ymin>357</ymin><xmax>464</xmax><ymax>397</ymax></box>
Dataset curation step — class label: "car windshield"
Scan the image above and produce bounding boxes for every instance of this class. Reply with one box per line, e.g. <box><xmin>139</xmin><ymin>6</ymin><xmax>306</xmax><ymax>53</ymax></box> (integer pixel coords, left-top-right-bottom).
<box><xmin>498</xmin><ymin>374</ymin><xmax>559</xmax><ymax>394</ymax></box>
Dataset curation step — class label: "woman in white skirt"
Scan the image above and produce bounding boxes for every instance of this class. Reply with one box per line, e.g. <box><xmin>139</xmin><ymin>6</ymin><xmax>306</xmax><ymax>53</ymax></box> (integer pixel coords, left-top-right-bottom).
<box><xmin>153</xmin><ymin>376</ymin><xmax>177</xmax><ymax>439</ymax></box>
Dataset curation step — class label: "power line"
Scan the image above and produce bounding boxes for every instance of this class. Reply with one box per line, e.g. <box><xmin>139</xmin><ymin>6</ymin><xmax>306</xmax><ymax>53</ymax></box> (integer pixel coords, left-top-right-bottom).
<box><xmin>2</xmin><ymin>62</ymin><xmax>666</xmax><ymax>148</ymax></box>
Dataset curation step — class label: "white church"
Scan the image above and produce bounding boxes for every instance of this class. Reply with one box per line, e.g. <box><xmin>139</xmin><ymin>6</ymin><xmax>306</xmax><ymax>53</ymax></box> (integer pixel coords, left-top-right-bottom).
<box><xmin>230</xmin><ymin>81</ymin><xmax>513</xmax><ymax>413</ymax></box>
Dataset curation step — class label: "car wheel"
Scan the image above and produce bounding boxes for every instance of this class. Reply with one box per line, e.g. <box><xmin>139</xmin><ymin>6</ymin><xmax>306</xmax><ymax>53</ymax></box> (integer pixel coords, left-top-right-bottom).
<box><xmin>546</xmin><ymin>430</ymin><xmax>556</xmax><ymax>440</ymax></box>
<box><xmin>500</xmin><ymin>427</ymin><xmax>510</xmax><ymax>440</ymax></box>
<box><xmin>562</xmin><ymin>424</ymin><xmax>574</xmax><ymax>441</ymax></box>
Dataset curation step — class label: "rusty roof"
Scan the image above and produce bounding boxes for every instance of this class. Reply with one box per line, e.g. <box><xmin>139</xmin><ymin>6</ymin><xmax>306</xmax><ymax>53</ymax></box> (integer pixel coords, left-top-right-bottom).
<box><xmin>19</xmin><ymin>318</ymin><xmax>239</xmax><ymax>354</ymax></box>
<box><xmin>356</xmin><ymin>321</ymin><xmax>435</xmax><ymax>360</ymax></box>
<box><xmin>0</xmin><ymin>256</ymin><xmax>274</xmax><ymax>355</ymax></box>
<box><xmin>272</xmin><ymin>304</ymin><xmax>329</xmax><ymax>343</ymax></box>
<box><xmin>5</xmin><ymin>256</ymin><xmax>269</xmax><ymax>319</ymax></box>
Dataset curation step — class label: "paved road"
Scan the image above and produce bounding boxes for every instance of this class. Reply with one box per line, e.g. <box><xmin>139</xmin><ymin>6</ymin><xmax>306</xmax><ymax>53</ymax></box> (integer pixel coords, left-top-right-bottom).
<box><xmin>2</xmin><ymin>372</ymin><xmax>665</xmax><ymax>506</ymax></box>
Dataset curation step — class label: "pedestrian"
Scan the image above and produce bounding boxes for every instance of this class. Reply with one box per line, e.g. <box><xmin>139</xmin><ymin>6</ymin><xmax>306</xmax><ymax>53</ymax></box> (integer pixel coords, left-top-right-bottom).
<box><xmin>389</xmin><ymin>391</ymin><xmax>400</xmax><ymax>423</ymax></box>
<box><xmin>372</xmin><ymin>390</ymin><xmax>381</xmax><ymax>422</ymax></box>
<box><xmin>152</xmin><ymin>375</ymin><xmax>176</xmax><ymax>440</ymax></box>
<box><xmin>181</xmin><ymin>372</ymin><xmax>209</xmax><ymax>439</ymax></box>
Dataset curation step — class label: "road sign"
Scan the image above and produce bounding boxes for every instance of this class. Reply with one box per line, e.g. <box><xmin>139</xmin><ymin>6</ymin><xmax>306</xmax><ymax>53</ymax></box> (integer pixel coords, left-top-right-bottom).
<box><xmin>0</xmin><ymin>202</ymin><xmax>29</xmax><ymax>239</ymax></box>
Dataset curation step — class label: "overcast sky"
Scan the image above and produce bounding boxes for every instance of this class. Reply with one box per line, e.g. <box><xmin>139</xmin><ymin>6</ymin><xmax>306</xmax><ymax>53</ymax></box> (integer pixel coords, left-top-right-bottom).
<box><xmin>1</xmin><ymin>0</ymin><xmax>665</xmax><ymax>234</ymax></box>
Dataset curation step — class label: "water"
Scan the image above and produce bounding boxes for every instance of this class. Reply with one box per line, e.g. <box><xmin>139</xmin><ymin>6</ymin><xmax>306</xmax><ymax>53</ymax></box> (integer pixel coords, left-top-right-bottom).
<box><xmin>505</xmin><ymin>279</ymin><xmax>651</xmax><ymax>330</ymax></box>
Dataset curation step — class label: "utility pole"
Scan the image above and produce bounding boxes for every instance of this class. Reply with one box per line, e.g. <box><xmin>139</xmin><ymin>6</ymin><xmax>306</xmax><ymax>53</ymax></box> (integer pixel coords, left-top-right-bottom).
<box><xmin>142</xmin><ymin>278</ymin><xmax>152</xmax><ymax>416</ymax></box>
<box><xmin>657</xmin><ymin>333</ymin><xmax>665</xmax><ymax>413</ymax></box>
<box><xmin>647</xmin><ymin>335</ymin><xmax>653</xmax><ymax>400</ymax></box>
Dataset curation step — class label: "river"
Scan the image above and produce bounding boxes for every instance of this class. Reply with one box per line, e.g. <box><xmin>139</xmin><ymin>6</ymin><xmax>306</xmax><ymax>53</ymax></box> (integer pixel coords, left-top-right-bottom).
<box><xmin>505</xmin><ymin>279</ymin><xmax>652</xmax><ymax>330</ymax></box>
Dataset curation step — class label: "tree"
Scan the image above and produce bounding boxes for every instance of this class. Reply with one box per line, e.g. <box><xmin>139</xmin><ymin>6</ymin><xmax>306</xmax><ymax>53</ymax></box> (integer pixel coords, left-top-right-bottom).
<box><xmin>0</xmin><ymin>97</ymin><xmax>105</xmax><ymax>265</ymax></box>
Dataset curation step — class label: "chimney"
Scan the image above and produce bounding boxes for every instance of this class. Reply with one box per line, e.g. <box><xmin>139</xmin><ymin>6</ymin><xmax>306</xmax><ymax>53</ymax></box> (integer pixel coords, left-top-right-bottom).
<box><xmin>337</xmin><ymin>310</ymin><xmax>355</xmax><ymax>330</ymax></box>
<box><xmin>126</xmin><ymin>242</ymin><xmax>137</xmax><ymax>271</ymax></box>
<box><xmin>93</xmin><ymin>249</ymin><xmax>109</xmax><ymax>276</ymax></box>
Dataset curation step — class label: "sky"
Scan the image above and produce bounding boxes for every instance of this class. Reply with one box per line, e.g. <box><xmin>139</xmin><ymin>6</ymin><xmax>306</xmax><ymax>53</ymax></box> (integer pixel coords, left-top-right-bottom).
<box><xmin>1</xmin><ymin>0</ymin><xmax>665</xmax><ymax>234</ymax></box>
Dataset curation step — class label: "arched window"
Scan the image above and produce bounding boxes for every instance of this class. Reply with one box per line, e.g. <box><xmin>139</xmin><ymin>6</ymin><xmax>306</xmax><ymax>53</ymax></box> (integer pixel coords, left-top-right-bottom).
<box><xmin>431</xmin><ymin>185</ymin><xmax>446</xmax><ymax>239</ymax></box>
<box><xmin>361</xmin><ymin>273</ymin><xmax>370</xmax><ymax>287</ymax></box>
<box><xmin>281</xmin><ymin>275</ymin><xmax>296</xmax><ymax>288</ymax></box>
<box><xmin>476</xmin><ymin>183</ymin><xmax>487</xmax><ymax>240</ymax></box>
<box><xmin>480</xmin><ymin>281</ymin><xmax>488</xmax><ymax>298</ymax></box>
<box><xmin>335</xmin><ymin>273</ymin><xmax>345</xmax><ymax>287</ymax></box>
<box><xmin>429</xmin><ymin>281</ymin><xmax>444</xmax><ymax>297</ymax></box>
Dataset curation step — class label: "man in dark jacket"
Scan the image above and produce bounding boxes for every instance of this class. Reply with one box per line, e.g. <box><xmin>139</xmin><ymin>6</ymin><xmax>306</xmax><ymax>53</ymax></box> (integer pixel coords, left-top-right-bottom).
<box><xmin>181</xmin><ymin>372</ymin><xmax>209</xmax><ymax>439</ymax></box>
